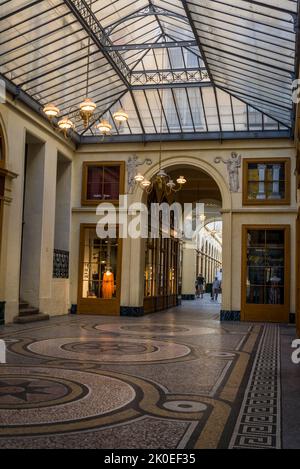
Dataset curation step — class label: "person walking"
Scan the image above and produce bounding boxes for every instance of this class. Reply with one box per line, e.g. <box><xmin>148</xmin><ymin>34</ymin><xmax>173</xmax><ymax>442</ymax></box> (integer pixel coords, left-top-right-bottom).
<box><xmin>196</xmin><ymin>273</ymin><xmax>205</xmax><ymax>299</ymax></box>
<box><xmin>212</xmin><ymin>277</ymin><xmax>221</xmax><ymax>302</ymax></box>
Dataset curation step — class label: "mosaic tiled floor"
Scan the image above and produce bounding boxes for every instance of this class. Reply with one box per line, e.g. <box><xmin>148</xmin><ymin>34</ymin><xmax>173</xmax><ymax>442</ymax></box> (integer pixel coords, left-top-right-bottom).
<box><xmin>0</xmin><ymin>300</ymin><xmax>299</xmax><ymax>449</ymax></box>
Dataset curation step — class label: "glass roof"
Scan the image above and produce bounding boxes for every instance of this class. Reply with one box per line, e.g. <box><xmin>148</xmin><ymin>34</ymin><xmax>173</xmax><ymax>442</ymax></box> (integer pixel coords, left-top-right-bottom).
<box><xmin>0</xmin><ymin>0</ymin><xmax>299</xmax><ymax>141</ymax></box>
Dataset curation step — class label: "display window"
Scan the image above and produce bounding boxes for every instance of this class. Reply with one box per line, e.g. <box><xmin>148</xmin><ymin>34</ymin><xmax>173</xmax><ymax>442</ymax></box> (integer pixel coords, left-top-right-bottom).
<box><xmin>241</xmin><ymin>225</ymin><xmax>290</xmax><ymax>322</ymax></box>
<box><xmin>78</xmin><ymin>225</ymin><xmax>122</xmax><ymax>315</ymax></box>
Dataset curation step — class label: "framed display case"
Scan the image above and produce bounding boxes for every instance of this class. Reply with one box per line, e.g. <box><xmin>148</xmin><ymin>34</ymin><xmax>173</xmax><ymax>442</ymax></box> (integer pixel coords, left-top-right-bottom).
<box><xmin>77</xmin><ymin>224</ymin><xmax>122</xmax><ymax>315</ymax></box>
<box><xmin>241</xmin><ymin>225</ymin><xmax>290</xmax><ymax>322</ymax></box>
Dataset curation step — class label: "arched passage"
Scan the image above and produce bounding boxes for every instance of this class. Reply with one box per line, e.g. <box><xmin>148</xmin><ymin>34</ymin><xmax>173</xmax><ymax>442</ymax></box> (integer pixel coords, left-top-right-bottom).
<box><xmin>131</xmin><ymin>160</ymin><xmax>230</xmax><ymax>316</ymax></box>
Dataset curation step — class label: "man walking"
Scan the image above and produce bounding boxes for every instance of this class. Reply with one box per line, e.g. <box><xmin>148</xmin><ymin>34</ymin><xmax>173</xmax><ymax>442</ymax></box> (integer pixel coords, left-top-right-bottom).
<box><xmin>212</xmin><ymin>277</ymin><xmax>221</xmax><ymax>302</ymax></box>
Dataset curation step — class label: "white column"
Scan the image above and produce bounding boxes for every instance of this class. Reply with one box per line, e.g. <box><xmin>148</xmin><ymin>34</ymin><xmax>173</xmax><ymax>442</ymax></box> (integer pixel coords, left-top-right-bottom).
<box><xmin>271</xmin><ymin>164</ymin><xmax>282</xmax><ymax>200</ymax></box>
<box><xmin>222</xmin><ymin>212</ymin><xmax>232</xmax><ymax>312</ymax></box>
<box><xmin>182</xmin><ymin>242</ymin><xmax>197</xmax><ymax>297</ymax></box>
<box><xmin>1</xmin><ymin>126</ymin><xmax>26</xmax><ymax>323</ymax></box>
<box><xmin>257</xmin><ymin>164</ymin><xmax>267</xmax><ymax>200</ymax></box>
<box><xmin>39</xmin><ymin>140</ymin><xmax>58</xmax><ymax>313</ymax></box>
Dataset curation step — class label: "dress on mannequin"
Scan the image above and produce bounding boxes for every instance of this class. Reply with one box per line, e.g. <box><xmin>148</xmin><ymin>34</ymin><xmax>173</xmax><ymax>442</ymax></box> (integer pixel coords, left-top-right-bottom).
<box><xmin>102</xmin><ymin>271</ymin><xmax>115</xmax><ymax>299</ymax></box>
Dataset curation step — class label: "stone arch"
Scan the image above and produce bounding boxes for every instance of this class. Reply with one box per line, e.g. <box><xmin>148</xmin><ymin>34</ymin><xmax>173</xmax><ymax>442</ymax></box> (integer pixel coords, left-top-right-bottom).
<box><xmin>135</xmin><ymin>155</ymin><xmax>231</xmax><ymax>210</ymax></box>
<box><xmin>130</xmin><ymin>155</ymin><xmax>231</xmax><ymax>315</ymax></box>
<box><xmin>0</xmin><ymin>112</ymin><xmax>8</xmax><ymax>169</ymax></box>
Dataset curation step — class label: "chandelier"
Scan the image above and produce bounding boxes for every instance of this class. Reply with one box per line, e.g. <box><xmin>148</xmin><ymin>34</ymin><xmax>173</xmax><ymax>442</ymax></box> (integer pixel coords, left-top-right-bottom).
<box><xmin>42</xmin><ymin>9</ymin><xmax>128</xmax><ymax>138</ymax></box>
<box><xmin>135</xmin><ymin>168</ymin><xmax>187</xmax><ymax>195</ymax></box>
<box><xmin>43</xmin><ymin>98</ymin><xmax>128</xmax><ymax>139</ymax></box>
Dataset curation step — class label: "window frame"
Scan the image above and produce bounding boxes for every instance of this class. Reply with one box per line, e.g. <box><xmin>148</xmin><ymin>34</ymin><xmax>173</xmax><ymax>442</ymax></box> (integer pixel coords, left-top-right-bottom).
<box><xmin>81</xmin><ymin>161</ymin><xmax>125</xmax><ymax>206</ymax></box>
<box><xmin>242</xmin><ymin>158</ymin><xmax>291</xmax><ymax>206</ymax></box>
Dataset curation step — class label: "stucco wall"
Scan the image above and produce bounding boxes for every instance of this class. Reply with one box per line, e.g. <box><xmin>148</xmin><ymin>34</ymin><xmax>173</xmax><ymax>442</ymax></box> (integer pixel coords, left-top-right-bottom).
<box><xmin>73</xmin><ymin>139</ymin><xmax>297</xmax><ymax>315</ymax></box>
<box><xmin>0</xmin><ymin>97</ymin><xmax>74</xmax><ymax>323</ymax></box>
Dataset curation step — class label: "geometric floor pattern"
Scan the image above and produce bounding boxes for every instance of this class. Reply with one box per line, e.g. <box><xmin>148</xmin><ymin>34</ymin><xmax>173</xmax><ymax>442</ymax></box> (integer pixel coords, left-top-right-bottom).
<box><xmin>229</xmin><ymin>325</ymin><xmax>281</xmax><ymax>449</ymax></box>
<box><xmin>0</xmin><ymin>300</ymin><xmax>298</xmax><ymax>448</ymax></box>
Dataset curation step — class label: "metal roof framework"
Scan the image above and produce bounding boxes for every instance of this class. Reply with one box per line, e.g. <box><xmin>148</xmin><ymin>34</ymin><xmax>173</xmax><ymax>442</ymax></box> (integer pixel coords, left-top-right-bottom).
<box><xmin>0</xmin><ymin>0</ymin><xmax>299</xmax><ymax>142</ymax></box>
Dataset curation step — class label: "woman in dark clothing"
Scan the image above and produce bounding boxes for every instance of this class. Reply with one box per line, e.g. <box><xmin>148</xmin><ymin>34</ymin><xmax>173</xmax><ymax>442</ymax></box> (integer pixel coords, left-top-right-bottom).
<box><xmin>196</xmin><ymin>274</ymin><xmax>205</xmax><ymax>299</ymax></box>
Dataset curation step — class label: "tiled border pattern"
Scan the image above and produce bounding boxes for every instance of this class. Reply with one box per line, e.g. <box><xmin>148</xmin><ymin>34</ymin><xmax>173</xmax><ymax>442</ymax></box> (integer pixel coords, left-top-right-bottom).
<box><xmin>229</xmin><ymin>324</ymin><xmax>281</xmax><ymax>449</ymax></box>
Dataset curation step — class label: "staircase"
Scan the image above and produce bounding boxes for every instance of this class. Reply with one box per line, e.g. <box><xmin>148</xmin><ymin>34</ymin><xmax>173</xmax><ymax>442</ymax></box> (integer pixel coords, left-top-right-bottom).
<box><xmin>14</xmin><ymin>300</ymin><xmax>50</xmax><ymax>324</ymax></box>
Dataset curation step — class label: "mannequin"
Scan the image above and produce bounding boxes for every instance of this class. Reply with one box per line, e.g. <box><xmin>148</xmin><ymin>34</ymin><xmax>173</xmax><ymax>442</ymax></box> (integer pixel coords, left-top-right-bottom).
<box><xmin>102</xmin><ymin>268</ymin><xmax>115</xmax><ymax>299</ymax></box>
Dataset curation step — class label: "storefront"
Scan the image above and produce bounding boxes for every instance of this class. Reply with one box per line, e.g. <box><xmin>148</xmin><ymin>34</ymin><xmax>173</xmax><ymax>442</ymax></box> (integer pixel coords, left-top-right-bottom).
<box><xmin>241</xmin><ymin>225</ymin><xmax>290</xmax><ymax>323</ymax></box>
<box><xmin>77</xmin><ymin>225</ymin><xmax>122</xmax><ymax>316</ymax></box>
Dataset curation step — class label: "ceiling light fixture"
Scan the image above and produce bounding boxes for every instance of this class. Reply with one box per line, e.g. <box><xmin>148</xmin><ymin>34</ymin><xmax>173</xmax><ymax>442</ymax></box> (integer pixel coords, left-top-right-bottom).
<box><xmin>113</xmin><ymin>108</ymin><xmax>129</xmax><ymax>124</ymax></box>
<box><xmin>96</xmin><ymin>119</ymin><xmax>112</xmax><ymax>135</ymax></box>
<box><xmin>43</xmin><ymin>103</ymin><xmax>60</xmax><ymax>119</ymax></box>
<box><xmin>42</xmin><ymin>1</ymin><xmax>128</xmax><ymax>140</ymax></box>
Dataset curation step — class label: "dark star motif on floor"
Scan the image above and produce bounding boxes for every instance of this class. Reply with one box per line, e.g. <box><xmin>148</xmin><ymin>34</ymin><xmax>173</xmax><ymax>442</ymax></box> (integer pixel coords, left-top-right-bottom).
<box><xmin>0</xmin><ymin>379</ymin><xmax>54</xmax><ymax>402</ymax></box>
<box><xmin>63</xmin><ymin>341</ymin><xmax>155</xmax><ymax>355</ymax></box>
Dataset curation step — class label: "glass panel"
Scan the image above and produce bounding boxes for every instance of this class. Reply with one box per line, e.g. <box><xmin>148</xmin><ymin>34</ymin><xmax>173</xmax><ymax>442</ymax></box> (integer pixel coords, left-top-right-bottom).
<box><xmin>81</xmin><ymin>228</ymin><xmax>118</xmax><ymax>300</ymax></box>
<box><xmin>86</xmin><ymin>165</ymin><xmax>120</xmax><ymax>201</ymax></box>
<box><xmin>248</xmin><ymin>230</ymin><xmax>266</xmax><ymax>247</ymax></box>
<box><xmin>246</xmin><ymin>286</ymin><xmax>265</xmax><ymax>304</ymax></box>
<box><xmin>265</xmin><ymin>287</ymin><xmax>285</xmax><ymax>305</ymax></box>
<box><xmin>186</xmin><ymin>0</ymin><xmax>296</xmax><ymax>127</ymax></box>
<box><xmin>247</xmin><ymin>162</ymin><xmax>286</xmax><ymax>201</ymax></box>
<box><xmin>247</xmin><ymin>267</ymin><xmax>266</xmax><ymax>285</ymax></box>
<box><xmin>216</xmin><ymin>88</ymin><xmax>234</xmax><ymax>131</ymax></box>
<box><xmin>266</xmin><ymin>229</ymin><xmax>285</xmax><ymax>246</ymax></box>
<box><xmin>246</xmin><ymin>229</ymin><xmax>285</xmax><ymax>305</ymax></box>
<box><xmin>201</xmin><ymin>87</ymin><xmax>220</xmax><ymax>132</ymax></box>
<box><xmin>247</xmin><ymin>248</ymin><xmax>265</xmax><ymax>266</ymax></box>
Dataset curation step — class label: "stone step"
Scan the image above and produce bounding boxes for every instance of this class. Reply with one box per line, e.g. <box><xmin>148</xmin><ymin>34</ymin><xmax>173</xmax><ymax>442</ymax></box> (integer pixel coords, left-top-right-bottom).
<box><xmin>19</xmin><ymin>307</ymin><xmax>40</xmax><ymax>317</ymax></box>
<box><xmin>14</xmin><ymin>313</ymin><xmax>50</xmax><ymax>324</ymax></box>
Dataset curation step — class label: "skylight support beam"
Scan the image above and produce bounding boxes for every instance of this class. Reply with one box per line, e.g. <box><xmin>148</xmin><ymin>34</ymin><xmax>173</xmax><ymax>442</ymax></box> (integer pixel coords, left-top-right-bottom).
<box><xmin>80</xmin><ymin>130</ymin><xmax>292</xmax><ymax>144</ymax></box>
<box><xmin>62</xmin><ymin>0</ymin><xmax>131</xmax><ymax>88</ymax></box>
<box><xmin>181</xmin><ymin>0</ymin><xmax>216</xmax><ymax>85</ymax></box>
<box><xmin>106</xmin><ymin>40</ymin><xmax>198</xmax><ymax>51</ymax></box>
<box><xmin>105</xmin><ymin>3</ymin><xmax>188</xmax><ymax>35</ymax></box>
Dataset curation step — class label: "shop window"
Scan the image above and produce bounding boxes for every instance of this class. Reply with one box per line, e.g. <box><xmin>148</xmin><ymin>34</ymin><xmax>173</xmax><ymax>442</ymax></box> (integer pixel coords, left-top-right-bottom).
<box><xmin>242</xmin><ymin>226</ymin><xmax>290</xmax><ymax>323</ymax></box>
<box><xmin>82</xmin><ymin>162</ymin><xmax>124</xmax><ymax>205</ymax></box>
<box><xmin>81</xmin><ymin>228</ymin><xmax>118</xmax><ymax>300</ymax></box>
<box><xmin>243</xmin><ymin>159</ymin><xmax>290</xmax><ymax>205</ymax></box>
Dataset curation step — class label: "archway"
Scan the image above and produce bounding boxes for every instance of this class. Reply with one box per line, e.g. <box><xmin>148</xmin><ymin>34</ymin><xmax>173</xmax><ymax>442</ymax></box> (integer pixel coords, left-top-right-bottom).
<box><xmin>0</xmin><ymin>114</ymin><xmax>8</xmax><ymax>325</ymax></box>
<box><xmin>139</xmin><ymin>162</ymin><xmax>228</xmax><ymax>315</ymax></box>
